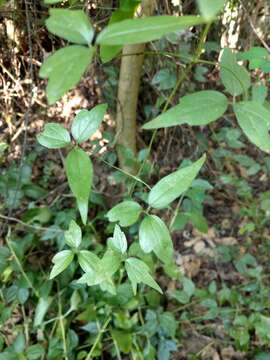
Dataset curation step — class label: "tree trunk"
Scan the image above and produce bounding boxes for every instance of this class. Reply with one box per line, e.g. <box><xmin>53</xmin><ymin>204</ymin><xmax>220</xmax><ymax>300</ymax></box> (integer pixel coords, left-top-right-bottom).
<box><xmin>116</xmin><ymin>0</ymin><xmax>155</xmax><ymax>173</ymax></box>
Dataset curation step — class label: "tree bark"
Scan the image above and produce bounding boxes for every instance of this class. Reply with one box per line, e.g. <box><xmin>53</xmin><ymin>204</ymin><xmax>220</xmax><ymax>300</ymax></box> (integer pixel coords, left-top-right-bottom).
<box><xmin>116</xmin><ymin>0</ymin><xmax>155</xmax><ymax>173</ymax></box>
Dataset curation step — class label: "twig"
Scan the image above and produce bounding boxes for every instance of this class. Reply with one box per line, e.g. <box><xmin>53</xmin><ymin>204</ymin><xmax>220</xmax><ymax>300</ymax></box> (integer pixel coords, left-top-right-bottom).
<box><xmin>239</xmin><ymin>0</ymin><xmax>270</xmax><ymax>52</ymax></box>
<box><xmin>0</xmin><ymin>214</ymin><xmax>63</xmax><ymax>233</ymax></box>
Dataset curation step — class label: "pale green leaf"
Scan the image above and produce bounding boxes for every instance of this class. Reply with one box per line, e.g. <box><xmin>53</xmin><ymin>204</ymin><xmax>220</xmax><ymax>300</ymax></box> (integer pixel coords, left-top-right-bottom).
<box><xmin>125</xmin><ymin>257</ymin><xmax>162</xmax><ymax>294</ymax></box>
<box><xmin>44</xmin><ymin>0</ymin><xmax>61</xmax><ymax>3</ymax></box>
<box><xmin>40</xmin><ymin>45</ymin><xmax>94</xmax><ymax>104</ymax></box>
<box><xmin>65</xmin><ymin>220</ymin><xmax>82</xmax><ymax>248</ymax></box>
<box><xmin>37</xmin><ymin>123</ymin><xmax>70</xmax><ymax>149</ymax></box>
<box><xmin>49</xmin><ymin>250</ymin><xmax>74</xmax><ymax>279</ymax></box>
<box><xmin>148</xmin><ymin>154</ymin><xmax>206</xmax><ymax>209</ymax></box>
<box><xmin>71</xmin><ymin>104</ymin><xmax>107</xmax><ymax>144</ymax></box>
<box><xmin>77</xmin><ymin>269</ymin><xmax>104</xmax><ymax>286</ymax></box>
<box><xmin>143</xmin><ymin>91</ymin><xmax>228</xmax><ymax>129</ymax></box>
<box><xmin>108</xmin><ymin>225</ymin><xmax>127</xmax><ymax>254</ymax></box>
<box><xmin>97</xmin><ymin>15</ymin><xmax>204</xmax><ymax>45</ymax></box>
<box><xmin>65</xmin><ymin>148</ymin><xmax>93</xmax><ymax>224</ymax></box>
<box><xmin>46</xmin><ymin>9</ymin><xmax>94</xmax><ymax>44</ymax></box>
<box><xmin>106</xmin><ymin>200</ymin><xmax>142</xmax><ymax>227</ymax></box>
<box><xmin>34</xmin><ymin>297</ymin><xmax>52</xmax><ymax>327</ymax></box>
<box><xmin>220</xmin><ymin>48</ymin><xmax>251</xmax><ymax>96</ymax></box>
<box><xmin>234</xmin><ymin>101</ymin><xmax>270</xmax><ymax>153</ymax></box>
<box><xmin>139</xmin><ymin>215</ymin><xmax>173</xmax><ymax>264</ymax></box>
<box><xmin>197</xmin><ymin>0</ymin><xmax>225</xmax><ymax>20</ymax></box>
<box><xmin>78</xmin><ymin>250</ymin><xmax>101</xmax><ymax>273</ymax></box>
<box><xmin>252</xmin><ymin>84</ymin><xmax>267</xmax><ymax>104</ymax></box>
<box><xmin>101</xmin><ymin>249</ymin><xmax>122</xmax><ymax>276</ymax></box>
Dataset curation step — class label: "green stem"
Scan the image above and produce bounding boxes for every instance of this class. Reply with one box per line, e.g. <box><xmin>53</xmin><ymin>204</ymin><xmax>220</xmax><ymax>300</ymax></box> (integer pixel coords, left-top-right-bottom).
<box><xmin>86</xmin><ymin>316</ymin><xmax>111</xmax><ymax>360</ymax></box>
<box><xmin>58</xmin><ymin>285</ymin><xmax>68</xmax><ymax>360</ymax></box>
<box><xmin>5</xmin><ymin>227</ymin><xmax>39</xmax><ymax>298</ymax></box>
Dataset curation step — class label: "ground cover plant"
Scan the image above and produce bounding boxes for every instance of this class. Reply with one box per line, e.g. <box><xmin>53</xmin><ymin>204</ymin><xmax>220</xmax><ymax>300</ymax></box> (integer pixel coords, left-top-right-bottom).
<box><xmin>1</xmin><ymin>0</ymin><xmax>270</xmax><ymax>359</ymax></box>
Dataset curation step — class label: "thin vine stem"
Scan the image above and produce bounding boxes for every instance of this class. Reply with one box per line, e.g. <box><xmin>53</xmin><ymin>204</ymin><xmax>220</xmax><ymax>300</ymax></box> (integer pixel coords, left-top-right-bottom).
<box><xmin>5</xmin><ymin>227</ymin><xmax>39</xmax><ymax>298</ymax></box>
<box><xmin>86</xmin><ymin>316</ymin><xmax>111</xmax><ymax>360</ymax></box>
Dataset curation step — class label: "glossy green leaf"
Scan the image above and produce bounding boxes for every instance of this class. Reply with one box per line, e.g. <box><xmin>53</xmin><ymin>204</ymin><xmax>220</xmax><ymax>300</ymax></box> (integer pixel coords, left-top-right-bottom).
<box><xmin>49</xmin><ymin>250</ymin><xmax>74</xmax><ymax>279</ymax></box>
<box><xmin>106</xmin><ymin>200</ymin><xmax>142</xmax><ymax>227</ymax></box>
<box><xmin>97</xmin><ymin>15</ymin><xmax>204</xmax><ymax>45</ymax></box>
<box><xmin>108</xmin><ymin>225</ymin><xmax>127</xmax><ymax>254</ymax></box>
<box><xmin>125</xmin><ymin>257</ymin><xmax>162</xmax><ymax>294</ymax></box>
<box><xmin>37</xmin><ymin>123</ymin><xmax>70</xmax><ymax>149</ymax></box>
<box><xmin>65</xmin><ymin>220</ymin><xmax>82</xmax><ymax>248</ymax></box>
<box><xmin>139</xmin><ymin>215</ymin><xmax>173</xmax><ymax>264</ymax></box>
<box><xmin>40</xmin><ymin>45</ymin><xmax>94</xmax><ymax>104</ymax></box>
<box><xmin>143</xmin><ymin>91</ymin><xmax>228</xmax><ymax>129</ymax></box>
<box><xmin>65</xmin><ymin>148</ymin><xmax>93</xmax><ymax>224</ymax></box>
<box><xmin>78</xmin><ymin>250</ymin><xmax>101</xmax><ymax>273</ymax></box>
<box><xmin>148</xmin><ymin>154</ymin><xmax>206</xmax><ymax>209</ymax></box>
<box><xmin>233</xmin><ymin>101</ymin><xmax>270</xmax><ymax>153</ymax></box>
<box><xmin>46</xmin><ymin>9</ymin><xmax>94</xmax><ymax>44</ymax></box>
<box><xmin>71</xmin><ymin>104</ymin><xmax>107</xmax><ymax>144</ymax></box>
<box><xmin>100</xmin><ymin>1</ymin><xmax>139</xmax><ymax>63</ymax></box>
<box><xmin>197</xmin><ymin>0</ymin><xmax>225</xmax><ymax>20</ymax></box>
<box><xmin>220</xmin><ymin>48</ymin><xmax>251</xmax><ymax>96</ymax></box>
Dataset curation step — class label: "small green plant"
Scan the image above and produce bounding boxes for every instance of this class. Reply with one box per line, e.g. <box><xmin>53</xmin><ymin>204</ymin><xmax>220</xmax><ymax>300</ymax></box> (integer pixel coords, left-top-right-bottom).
<box><xmin>37</xmin><ymin>106</ymin><xmax>206</xmax><ymax>294</ymax></box>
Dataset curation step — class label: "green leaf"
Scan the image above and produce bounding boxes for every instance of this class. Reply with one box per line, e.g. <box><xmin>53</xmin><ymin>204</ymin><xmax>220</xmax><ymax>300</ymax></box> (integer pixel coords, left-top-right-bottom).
<box><xmin>37</xmin><ymin>123</ymin><xmax>70</xmax><ymax>149</ymax></box>
<box><xmin>77</xmin><ymin>269</ymin><xmax>104</xmax><ymax>286</ymax></box>
<box><xmin>143</xmin><ymin>91</ymin><xmax>228</xmax><ymax>129</ymax></box>
<box><xmin>197</xmin><ymin>0</ymin><xmax>225</xmax><ymax>20</ymax></box>
<box><xmin>108</xmin><ymin>225</ymin><xmax>127</xmax><ymax>254</ymax></box>
<box><xmin>101</xmin><ymin>249</ymin><xmax>122</xmax><ymax>276</ymax></box>
<box><xmin>26</xmin><ymin>344</ymin><xmax>45</xmax><ymax>360</ymax></box>
<box><xmin>46</xmin><ymin>9</ymin><xmax>94</xmax><ymax>44</ymax></box>
<box><xmin>71</xmin><ymin>104</ymin><xmax>107</xmax><ymax>144</ymax></box>
<box><xmin>106</xmin><ymin>200</ymin><xmax>142</xmax><ymax>227</ymax></box>
<box><xmin>65</xmin><ymin>220</ymin><xmax>82</xmax><ymax>248</ymax></box>
<box><xmin>139</xmin><ymin>215</ymin><xmax>173</xmax><ymax>264</ymax></box>
<box><xmin>34</xmin><ymin>297</ymin><xmax>52</xmax><ymax>327</ymax></box>
<box><xmin>100</xmin><ymin>1</ymin><xmax>139</xmax><ymax>63</ymax></box>
<box><xmin>239</xmin><ymin>46</ymin><xmax>269</xmax><ymax>70</ymax></box>
<box><xmin>65</xmin><ymin>148</ymin><xmax>93</xmax><ymax>224</ymax></box>
<box><xmin>182</xmin><ymin>277</ymin><xmax>196</xmax><ymax>297</ymax></box>
<box><xmin>220</xmin><ymin>48</ymin><xmax>251</xmax><ymax>96</ymax></box>
<box><xmin>252</xmin><ymin>84</ymin><xmax>267</xmax><ymax>103</ymax></box>
<box><xmin>97</xmin><ymin>15</ymin><xmax>204</xmax><ymax>45</ymax></box>
<box><xmin>159</xmin><ymin>312</ymin><xmax>177</xmax><ymax>338</ymax></box>
<box><xmin>40</xmin><ymin>45</ymin><xmax>94</xmax><ymax>104</ymax></box>
<box><xmin>233</xmin><ymin>101</ymin><xmax>270</xmax><ymax>153</ymax></box>
<box><xmin>111</xmin><ymin>330</ymin><xmax>132</xmax><ymax>353</ymax></box>
<box><xmin>49</xmin><ymin>250</ymin><xmax>74</xmax><ymax>279</ymax></box>
<box><xmin>44</xmin><ymin>0</ymin><xmax>61</xmax><ymax>3</ymax></box>
<box><xmin>148</xmin><ymin>154</ymin><xmax>206</xmax><ymax>209</ymax></box>
<box><xmin>78</xmin><ymin>250</ymin><xmax>119</xmax><ymax>290</ymax></box>
<box><xmin>125</xmin><ymin>257</ymin><xmax>162</xmax><ymax>294</ymax></box>
<box><xmin>78</xmin><ymin>250</ymin><xmax>100</xmax><ymax>273</ymax></box>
